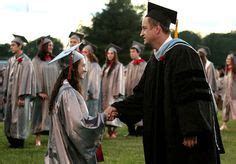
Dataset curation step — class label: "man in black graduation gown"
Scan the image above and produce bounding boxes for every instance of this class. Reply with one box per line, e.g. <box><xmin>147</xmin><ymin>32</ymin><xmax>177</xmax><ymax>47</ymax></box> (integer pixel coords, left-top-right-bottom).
<box><xmin>105</xmin><ymin>2</ymin><xmax>224</xmax><ymax>164</ymax></box>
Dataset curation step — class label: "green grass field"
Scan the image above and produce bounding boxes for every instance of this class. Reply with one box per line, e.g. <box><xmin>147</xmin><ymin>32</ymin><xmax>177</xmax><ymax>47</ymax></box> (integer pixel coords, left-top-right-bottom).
<box><xmin>0</xmin><ymin>112</ymin><xmax>236</xmax><ymax>164</ymax></box>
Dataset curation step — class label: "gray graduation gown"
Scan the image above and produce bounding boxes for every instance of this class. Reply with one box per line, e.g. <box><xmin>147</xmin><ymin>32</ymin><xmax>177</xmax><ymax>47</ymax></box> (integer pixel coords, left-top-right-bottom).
<box><xmin>101</xmin><ymin>62</ymin><xmax>125</xmax><ymax>109</ymax></box>
<box><xmin>222</xmin><ymin>72</ymin><xmax>236</xmax><ymax>121</ymax></box>
<box><xmin>101</xmin><ymin>62</ymin><xmax>124</xmax><ymax>127</ymax></box>
<box><xmin>86</xmin><ymin>61</ymin><xmax>102</xmax><ymax>116</ymax></box>
<box><xmin>205</xmin><ymin>59</ymin><xmax>218</xmax><ymax>93</ymax></box>
<box><xmin>45</xmin><ymin>80</ymin><xmax>105</xmax><ymax>164</ymax></box>
<box><xmin>3</xmin><ymin>53</ymin><xmax>36</xmax><ymax>139</ymax></box>
<box><xmin>31</xmin><ymin>56</ymin><xmax>61</xmax><ymax>134</ymax></box>
<box><xmin>125</xmin><ymin>60</ymin><xmax>146</xmax><ymax>96</ymax></box>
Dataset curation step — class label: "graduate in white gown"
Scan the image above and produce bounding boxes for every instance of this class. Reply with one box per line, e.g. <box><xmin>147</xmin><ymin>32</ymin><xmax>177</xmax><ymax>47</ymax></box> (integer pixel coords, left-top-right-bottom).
<box><xmin>220</xmin><ymin>53</ymin><xmax>236</xmax><ymax>130</ymax></box>
<box><xmin>124</xmin><ymin>41</ymin><xmax>146</xmax><ymax>136</ymax></box>
<box><xmin>82</xmin><ymin>42</ymin><xmax>102</xmax><ymax>116</ymax></box>
<box><xmin>31</xmin><ymin>36</ymin><xmax>61</xmax><ymax>146</ymax></box>
<box><xmin>45</xmin><ymin>45</ymin><xmax>109</xmax><ymax>164</ymax></box>
<box><xmin>101</xmin><ymin>43</ymin><xmax>124</xmax><ymax>138</ymax></box>
<box><xmin>3</xmin><ymin>34</ymin><xmax>36</xmax><ymax>148</ymax></box>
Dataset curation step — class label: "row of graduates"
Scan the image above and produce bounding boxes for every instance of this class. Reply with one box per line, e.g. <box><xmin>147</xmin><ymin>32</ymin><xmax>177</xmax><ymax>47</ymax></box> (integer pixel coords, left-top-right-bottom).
<box><xmin>197</xmin><ymin>47</ymin><xmax>236</xmax><ymax>130</ymax></box>
<box><xmin>2</xmin><ymin>2</ymin><xmax>227</xmax><ymax>163</ymax></box>
<box><xmin>2</xmin><ymin>32</ymin><xmax>147</xmax><ymax>148</ymax></box>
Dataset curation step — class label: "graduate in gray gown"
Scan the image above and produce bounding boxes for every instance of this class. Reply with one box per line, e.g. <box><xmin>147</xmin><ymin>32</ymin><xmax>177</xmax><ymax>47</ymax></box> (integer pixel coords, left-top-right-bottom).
<box><xmin>198</xmin><ymin>47</ymin><xmax>218</xmax><ymax>94</ymax></box>
<box><xmin>68</xmin><ymin>32</ymin><xmax>89</xmax><ymax>99</ymax></box>
<box><xmin>3</xmin><ymin>34</ymin><xmax>36</xmax><ymax>148</ymax></box>
<box><xmin>125</xmin><ymin>41</ymin><xmax>146</xmax><ymax>136</ymax></box>
<box><xmin>45</xmin><ymin>44</ymin><xmax>108</xmax><ymax>164</ymax></box>
<box><xmin>31</xmin><ymin>36</ymin><xmax>61</xmax><ymax>146</ymax></box>
<box><xmin>101</xmin><ymin>43</ymin><xmax>124</xmax><ymax>138</ymax></box>
<box><xmin>82</xmin><ymin>42</ymin><xmax>102</xmax><ymax>116</ymax></box>
<box><xmin>220</xmin><ymin>53</ymin><xmax>236</xmax><ymax>130</ymax></box>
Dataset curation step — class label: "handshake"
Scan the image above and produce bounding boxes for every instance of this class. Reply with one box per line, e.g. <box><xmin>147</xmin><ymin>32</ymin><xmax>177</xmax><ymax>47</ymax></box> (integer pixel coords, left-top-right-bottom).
<box><xmin>104</xmin><ymin>106</ymin><xmax>119</xmax><ymax>121</ymax></box>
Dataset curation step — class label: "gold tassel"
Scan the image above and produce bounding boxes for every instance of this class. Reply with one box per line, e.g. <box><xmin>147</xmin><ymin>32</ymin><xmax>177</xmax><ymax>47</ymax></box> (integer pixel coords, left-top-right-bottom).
<box><xmin>174</xmin><ymin>19</ymin><xmax>178</xmax><ymax>38</ymax></box>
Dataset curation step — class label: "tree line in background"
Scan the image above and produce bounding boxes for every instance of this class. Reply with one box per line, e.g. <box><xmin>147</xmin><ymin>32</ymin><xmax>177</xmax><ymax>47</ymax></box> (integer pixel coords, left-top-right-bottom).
<box><xmin>0</xmin><ymin>0</ymin><xmax>235</xmax><ymax>67</ymax></box>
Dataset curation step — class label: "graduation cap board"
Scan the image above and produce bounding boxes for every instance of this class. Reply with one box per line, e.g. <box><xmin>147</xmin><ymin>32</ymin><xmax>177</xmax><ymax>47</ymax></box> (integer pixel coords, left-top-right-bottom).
<box><xmin>82</xmin><ymin>40</ymin><xmax>97</xmax><ymax>54</ymax></box>
<box><xmin>49</xmin><ymin>43</ymin><xmax>84</xmax><ymax>66</ymax></box>
<box><xmin>105</xmin><ymin>43</ymin><xmax>122</xmax><ymax>54</ymax></box>
<box><xmin>197</xmin><ymin>45</ymin><xmax>211</xmax><ymax>56</ymax></box>
<box><xmin>146</xmin><ymin>2</ymin><xmax>177</xmax><ymax>28</ymax></box>
<box><xmin>131</xmin><ymin>41</ymin><xmax>145</xmax><ymax>53</ymax></box>
<box><xmin>69</xmin><ymin>32</ymin><xmax>84</xmax><ymax>41</ymax></box>
<box><xmin>37</xmin><ymin>35</ymin><xmax>52</xmax><ymax>49</ymax></box>
<box><xmin>12</xmin><ymin>34</ymin><xmax>28</xmax><ymax>45</ymax></box>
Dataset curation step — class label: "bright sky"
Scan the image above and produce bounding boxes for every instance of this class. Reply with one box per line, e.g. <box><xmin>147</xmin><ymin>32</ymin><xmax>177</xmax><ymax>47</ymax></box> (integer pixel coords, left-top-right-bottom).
<box><xmin>0</xmin><ymin>0</ymin><xmax>236</xmax><ymax>46</ymax></box>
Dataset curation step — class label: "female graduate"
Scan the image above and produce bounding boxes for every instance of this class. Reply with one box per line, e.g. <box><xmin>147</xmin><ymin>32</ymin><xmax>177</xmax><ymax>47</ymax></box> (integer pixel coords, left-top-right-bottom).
<box><xmin>45</xmin><ymin>45</ymin><xmax>108</xmax><ymax>164</ymax></box>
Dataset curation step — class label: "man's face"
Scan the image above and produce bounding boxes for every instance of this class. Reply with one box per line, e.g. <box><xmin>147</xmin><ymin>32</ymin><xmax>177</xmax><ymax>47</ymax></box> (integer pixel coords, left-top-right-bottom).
<box><xmin>10</xmin><ymin>42</ymin><xmax>21</xmax><ymax>54</ymax></box>
<box><xmin>130</xmin><ymin>49</ymin><xmax>140</xmax><ymax>60</ymax></box>
<box><xmin>77</xmin><ymin>58</ymin><xmax>87</xmax><ymax>79</ymax></box>
<box><xmin>69</xmin><ymin>38</ymin><xmax>80</xmax><ymax>47</ymax></box>
<box><xmin>140</xmin><ymin>17</ymin><xmax>157</xmax><ymax>45</ymax></box>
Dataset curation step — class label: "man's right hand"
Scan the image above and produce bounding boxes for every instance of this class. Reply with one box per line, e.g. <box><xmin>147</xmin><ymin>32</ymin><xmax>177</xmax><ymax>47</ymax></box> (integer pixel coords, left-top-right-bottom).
<box><xmin>104</xmin><ymin>106</ymin><xmax>118</xmax><ymax>121</ymax></box>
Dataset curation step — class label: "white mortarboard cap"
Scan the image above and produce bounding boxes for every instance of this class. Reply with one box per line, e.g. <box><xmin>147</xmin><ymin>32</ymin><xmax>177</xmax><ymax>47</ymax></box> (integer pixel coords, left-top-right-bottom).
<box><xmin>49</xmin><ymin>43</ymin><xmax>84</xmax><ymax>66</ymax></box>
<box><xmin>105</xmin><ymin>43</ymin><xmax>122</xmax><ymax>54</ymax></box>
<box><xmin>12</xmin><ymin>34</ymin><xmax>28</xmax><ymax>45</ymax></box>
<box><xmin>131</xmin><ymin>41</ymin><xmax>145</xmax><ymax>53</ymax></box>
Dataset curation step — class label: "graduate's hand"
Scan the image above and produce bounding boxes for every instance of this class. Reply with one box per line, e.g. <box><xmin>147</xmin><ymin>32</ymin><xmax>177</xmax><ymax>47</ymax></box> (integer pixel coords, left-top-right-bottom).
<box><xmin>38</xmin><ymin>93</ymin><xmax>48</xmax><ymax>100</ymax></box>
<box><xmin>182</xmin><ymin>136</ymin><xmax>197</xmax><ymax>148</ymax></box>
<box><xmin>104</xmin><ymin>106</ymin><xmax>118</xmax><ymax>121</ymax></box>
<box><xmin>18</xmin><ymin>98</ymin><xmax>25</xmax><ymax>107</ymax></box>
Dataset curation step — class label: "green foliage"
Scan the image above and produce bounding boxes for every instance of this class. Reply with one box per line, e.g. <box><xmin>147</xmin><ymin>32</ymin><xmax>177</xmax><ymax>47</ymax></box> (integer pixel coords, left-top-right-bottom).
<box><xmin>81</xmin><ymin>0</ymin><xmax>145</xmax><ymax>65</ymax></box>
<box><xmin>203</xmin><ymin>33</ymin><xmax>236</xmax><ymax>66</ymax></box>
<box><xmin>0</xmin><ymin>44</ymin><xmax>11</xmax><ymax>59</ymax></box>
<box><xmin>178</xmin><ymin>30</ymin><xmax>202</xmax><ymax>48</ymax></box>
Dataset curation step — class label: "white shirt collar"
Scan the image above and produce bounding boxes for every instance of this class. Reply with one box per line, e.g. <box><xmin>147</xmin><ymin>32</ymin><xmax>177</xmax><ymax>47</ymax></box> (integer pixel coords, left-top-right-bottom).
<box><xmin>154</xmin><ymin>35</ymin><xmax>172</xmax><ymax>54</ymax></box>
<box><xmin>160</xmin><ymin>35</ymin><xmax>172</xmax><ymax>50</ymax></box>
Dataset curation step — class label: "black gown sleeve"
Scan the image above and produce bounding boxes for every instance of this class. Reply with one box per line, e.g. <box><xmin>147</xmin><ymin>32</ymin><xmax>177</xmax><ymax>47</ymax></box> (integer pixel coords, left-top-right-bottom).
<box><xmin>170</xmin><ymin>46</ymin><xmax>214</xmax><ymax>136</ymax></box>
<box><xmin>111</xmin><ymin>64</ymin><xmax>147</xmax><ymax>125</ymax></box>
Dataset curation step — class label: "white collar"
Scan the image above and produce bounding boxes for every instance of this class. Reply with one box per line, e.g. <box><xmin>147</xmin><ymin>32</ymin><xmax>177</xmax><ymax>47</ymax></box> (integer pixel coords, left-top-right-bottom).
<box><xmin>160</xmin><ymin>35</ymin><xmax>172</xmax><ymax>50</ymax></box>
<box><xmin>154</xmin><ymin>35</ymin><xmax>172</xmax><ymax>54</ymax></box>
<box><xmin>63</xmin><ymin>79</ymin><xmax>69</xmax><ymax>84</ymax></box>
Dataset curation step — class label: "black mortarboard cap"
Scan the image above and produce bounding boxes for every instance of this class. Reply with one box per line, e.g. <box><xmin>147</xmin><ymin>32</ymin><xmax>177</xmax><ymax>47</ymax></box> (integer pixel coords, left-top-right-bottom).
<box><xmin>105</xmin><ymin>43</ymin><xmax>122</xmax><ymax>53</ymax></box>
<box><xmin>69</xmin><ymin>32</ymin><xmax>84</xmax><ymax>41</ymax></box>
<box><xmin>146</xmin><ymin>2</ymin><xmax>177</xmax><ymax>28</ymax></box>
<box><xmin>131</xmin><ymin>41</ymin><xmax>145</xmax><ymax>53</ymax></box>
<box><xmin>12</xmin><ymin>34</ymin><xmax>28</xmax><ymax>45</ymax></box>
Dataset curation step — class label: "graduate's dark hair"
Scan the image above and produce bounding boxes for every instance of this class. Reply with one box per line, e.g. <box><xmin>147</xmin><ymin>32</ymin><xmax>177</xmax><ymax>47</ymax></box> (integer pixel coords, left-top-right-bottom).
<box><xmin>37</xmin><ymin>42</ymin><xmax>53</xmax><ymax>61</ymax></box>
<box><xmin>87</xmin><ymin>52</ymin><xmax>99</xmax><ymax>63</ymax></box>
<box><xmin>12</xmin><ymin>41</ymin><xmax>23</xmax><ymax>49</ymax></box>
<box><xmin>147</xmin><ymin>17</ymin><xmax>170</xmax><ymax>34</ymax></box>
<box><xmin>130</xmin><ymin>47</ymin><xmax>141</xmax><ymax>54</ymax></box>
<box><xmin>225</xmin><ymin>53</ymin><xmax>236</xmax><ymax>75</ymax></box>
<box><xmin>49</xmin><ymin>60</ymin><xmax>82</xmax><ymax>113</ymax></box>
<box><xmin>102</xmin><ymin>51</ymin><xmax>119</xmax><ymax>77</ymax></box>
